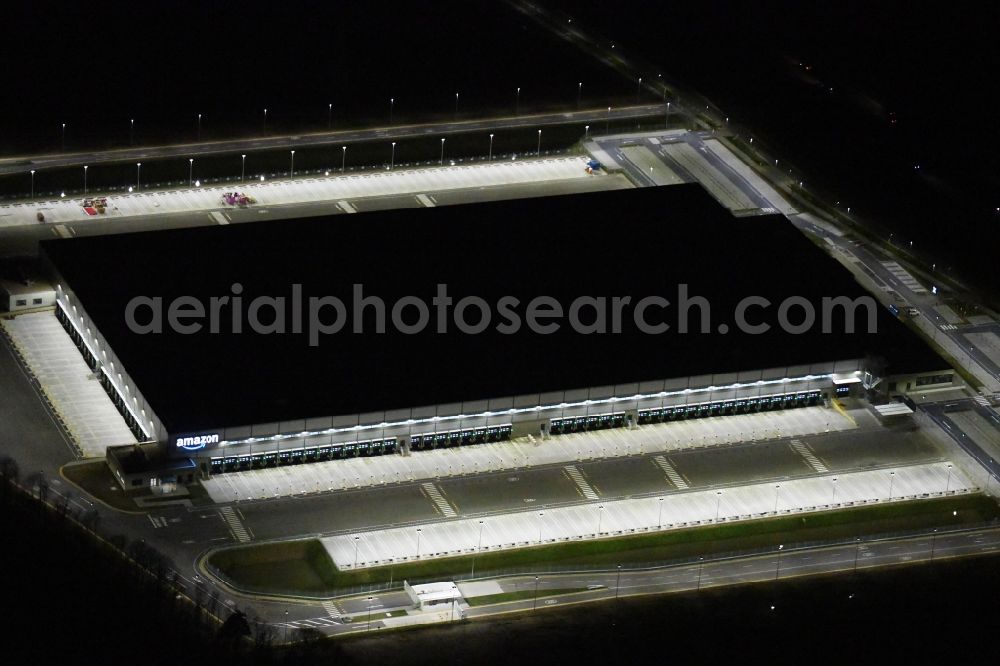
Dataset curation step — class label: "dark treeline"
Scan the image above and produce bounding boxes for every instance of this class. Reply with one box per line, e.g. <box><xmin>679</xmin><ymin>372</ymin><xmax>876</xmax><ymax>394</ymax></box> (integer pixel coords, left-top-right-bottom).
<box><xmin>0</xmin><ymin>456</ymin><xmax>344</xmax><ymax>665</ymax></box>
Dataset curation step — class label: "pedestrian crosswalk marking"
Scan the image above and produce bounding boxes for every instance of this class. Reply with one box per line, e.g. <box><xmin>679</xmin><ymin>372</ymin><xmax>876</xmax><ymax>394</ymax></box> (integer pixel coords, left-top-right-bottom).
<box><xmin>220</xmin><ymin>505</ymin><xmax>252</xmax><ymax>543</ymax></box>
<box><xmin>790</xmin><ymin>439</ymin><xmax>829</xmax><ymax>473</ymax></box>
<box><xmin>321</xmin><ymin>600</ymin><xmax>342</xmax><ymax>619</ymax></box>
<box><xmin>653</xmin><ymin>455</ymin><xmax>689</xmax><ymax>489</ymax></box>
<box><xmin>422</xmin><ymin>482</ymin><xmax>458</xmax><ymax>517</ymax></box>
<box><xmin>881</xmin><ymin>261</ymin><xmax>927</xmax><ymax>293</ymax></box>
<box><xmin>564</xmin><ymin>465</ymin><xmax>599</xmax><ymax>499</ymax></box>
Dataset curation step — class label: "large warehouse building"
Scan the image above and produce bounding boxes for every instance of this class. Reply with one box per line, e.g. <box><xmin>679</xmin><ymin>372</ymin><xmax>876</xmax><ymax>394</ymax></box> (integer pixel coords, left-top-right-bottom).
<box><xmin>38</xmin><ymin>185</ymin><xmax>952</xmax><ymax>487</ymax></box>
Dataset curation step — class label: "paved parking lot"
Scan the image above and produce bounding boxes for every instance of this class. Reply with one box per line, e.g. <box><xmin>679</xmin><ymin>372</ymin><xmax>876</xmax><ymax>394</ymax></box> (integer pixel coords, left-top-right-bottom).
<box><xmin>322</xmin><ymin>462</ymin><xmax>974</xmax><ymax>570</ymax></box>
<box><xmin>0</xmin><ymin>157</ymin><xmax>593</xmax><ymax>228</ymax></box>
<box><xmin>204</xmin><ymin>406</ymin><xmax>854</xmax><ymax>503</ymax></box>
<box><xmin>1</xmin><ymin>312</ymin><xmax>135</xmax><ymax>457</ymax></box>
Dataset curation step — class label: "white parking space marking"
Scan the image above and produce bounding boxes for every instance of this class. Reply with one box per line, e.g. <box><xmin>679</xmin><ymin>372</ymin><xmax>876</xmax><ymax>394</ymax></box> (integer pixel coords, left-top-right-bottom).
<box><xmin>323</xmin><ymin>462</ymin><xmax>971</xmax><ymax>570</ymax></box>
<box><xmin>202</xmin><ymin>406</ymin><xmax>855</xmax><ymax>503</ymax></box>
<box><xmin>415</xmin><ymin>193</ymin><xmax>436</xmax><ymax>207</ymax></box>
<box><xmin>209</xmin><ymin>211</ymin><xmax>229</xmax><ymax>225</ymax></box>
<box><xmin>1</xmin><ymin>312</ymin><xmax>136</xmax><ymax>457</ymax></box>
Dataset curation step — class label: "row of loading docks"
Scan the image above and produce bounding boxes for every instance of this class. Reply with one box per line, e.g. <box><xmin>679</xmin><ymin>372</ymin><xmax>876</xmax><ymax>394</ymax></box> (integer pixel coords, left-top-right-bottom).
<box><xmin>636</xmin><ymin>390</ymin><xmax>822</xmax><ymax>425</ymax></box>
<box><xmin>549</xmin><ymin>412</ymin><xmax>626</xmax><ymax>435</ymax></box>
<box><xmin>56</xmin><ymin>303</ymin><xmax>147</xmax><ymax>442</ymax></box>
<box><xmin>409</xmin><ymin>424</ymin><xmax>513</xmax><ymax>451</ymax></box>
<box><xmin>210</xmin><ymin>438</ymin><xmax>398</xmax><ymax>475</ymax></box>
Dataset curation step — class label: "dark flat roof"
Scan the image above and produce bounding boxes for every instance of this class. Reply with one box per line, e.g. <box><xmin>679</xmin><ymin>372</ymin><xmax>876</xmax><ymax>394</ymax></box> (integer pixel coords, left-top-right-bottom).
<box><xmin>42</xmin><ymin>185</ymin><xmax>945</xmax><ymax>434</ymax></box>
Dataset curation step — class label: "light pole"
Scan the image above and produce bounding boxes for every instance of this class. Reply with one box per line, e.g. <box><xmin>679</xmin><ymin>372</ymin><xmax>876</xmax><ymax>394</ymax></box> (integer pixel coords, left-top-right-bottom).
<box><xmin>945</xmin><ymin>464</ymin><xmax>953</xmax><ymax>493</ymax></box>
<box><xmin>454</xmin><ymin>92</ymin><xmax>459</xmax><ymax>120</ymax></box>
<box><xmin>636</xmin><ymin>76</ymin><xmax>642</xmax><ymax>103</ymax></box>
<box><xmin>353</xmin><ymin>535</ymin><xmax>360</xmax><ymax>569</ymax></box>
<box><xmin>537</xmin><ymin>511</ymin><xmax>544</xmax><ymax>544</ymax></box>
<box><xmin>715</xmin><ymin>491</ymin><xmax>723</xmax><ymax>522</ymax></box>
<box><xmin>328</xmin><ymin>103</ymin><xmax>332</xmax><ymax>129</ymax></box>
<box><xmin>606</xmin><ymin>106</ymin><xmax>611</xmax><ymax>133</ymax></box>
<box><xmin>188</xmin><ymin>158</ymin><xmax>194</xmax><ymax>187</ymax></box>
<box><xmin>290</xmin><ymin>150</ymin><xmax>295</xmax><ymax>179</ymax></box>
<box><xmin>83</xmin><ymin>165</ymin><xmax>88</xmax><ymax>195</ymax></box>
<box><xmin>585</xmin><ymin>125</ymin><xmax>589</xmax><ymax>139</ymax></box>
<box><xmin>657</xmin><ymin>497</ymin><xmax>664</xmax><ymax>529</ymax></box>
<box><xmin>263</xmin><ymin>108</ymin><xmax>267</xmax><ymax>133</ymax></box>
<box><xmin>831</xmin><ymin>477</ymin><xmax>838</xmax><ymax>505</ymax></box>
<box><xmin>488</xmin><ymin>133</ymin><xmax>494</xmax><ymax>161</ymax></box>
<box><xmin>854</xmin><ymin>538</ymin><xmax>861</xmax><ymax>572</ymax></box>
<box><xmin>697</xmin><ymin>556</ymin><xmax>705</xmax><ymax>590</ymax></box>
<box><xmin>130</xmin><ymin>118</ymin><xmax>134</xmax><ymax>146</ymax></box>
<box><xmin>61</xmin><ymin>123</ymin><xmax>66</xmax><ymax>151</ymax></box>
<box><xmin>516</xmin><ymin>87</ymin><xmax>520</xmax><ymax>115</ymax></box>
<box><xmin>416</xmin><ymin>528</ymin><xmax>422</xmax><ymax>559</ymax></box>
<box><xmin>615</xmin><ymin>565</ymin><xmax>622</xmax><ymax>600</ymax></box>
<box><xmin>389</xmin><ymin>98</ymin><xmax>394</xmax><ymax>124</ymax></box>
<box><xmin>197</xmin><ymin>113</ymin><xmax>202</xmax><ymax>140</ymax></box>
<box><xmin>888</xmin><ymin>471</ymin><xmax>895</xmax><ymax>501</ymax></box>
<box><xmin>472</xmin><ymin>519</ymin><xmax>484</xmax><ymax>577</ymax></box>
<box><xmin>30</xmin><ymin>170</ymin><xmax>35</xmax><ymax>199</ymax></box>
<box><xmin>931</xmin><ymin>528</ymin><xmax>938</xmax><ymax>560</ymax></box>
<box><xmin>597</xmin><ymin>504</ymin><xmax>604</xmax><ymax>536</ymax></box>
<box><xmin>440</xmin><ymin>138</ymin><xmax>446</xmax><ymax>165</ymax></box>
<box><xmin>577</xmin><ymin>81</ymin><xmax>582</xmax><ymax>108</ymax></box>
<box><xmin>342</xmin><ymin>146</ymin><xmax>347</xmax><ymax>172</ymax></box>
<box><xmin>774</xmin><ymin>484</ymin><xmax>781</xmax><ymax>513</ymax></box>
<box><xmin>136</xmin><ymin>163</ymin><xmax>141</xmax><ymax>191</ymax></box>
<box><xmin>390</xmin><ymin>142</ymin><xmax>395</xmax><ymax>170</ymax></box>
<box><xmin>284</xmin><ymin>610</ymin><xmax>288</xmax><ymax>644</ymax></box>
<box><xmin>533</xmin><ymin>575</ymin><xmax>540</xmax><ymax>610</ymax></box>
<box><xmin>367</xmin><ymin>596</ymin><xmax>374</xmax><ymax>631</ymax></box>
<box><xmin>774</xmin><ymin>544</ymin><xmax>784</xmax><ymax>580</ymax></box>
<box><xmin>241</xmin><ymin>154</ymin><xmax>246</xmax><ymax>183</ymax></box>
<box><xmin>536</xmin><ymin>129</ymin><xmax>541</xmax><ymax>156</ymax></box>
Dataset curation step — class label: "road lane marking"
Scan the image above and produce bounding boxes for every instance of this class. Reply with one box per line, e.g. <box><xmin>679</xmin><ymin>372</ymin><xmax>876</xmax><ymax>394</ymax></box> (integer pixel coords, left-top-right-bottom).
<box><xmin>219</xmin><ymin>505</ymin><xmax>252</xmax><ymax>543</ymax></box>
<box><xmin>653</xmin><ymin>455</ymin><xmax>689</xmax><ymax>489</ymax></box>
<box><xmin>564</xmin><ymin>465</ymin><xmax>599</xmax><ymax>499</ymax></box>
<box><xmin>790</xmin><ymin>439</ymin><xmax>829</xmax><ymax>473</ymax></box>
<box><xmin>422</xmin><ymin>482</ymin><xmax>458</xmax><ymax>517</ymax></box>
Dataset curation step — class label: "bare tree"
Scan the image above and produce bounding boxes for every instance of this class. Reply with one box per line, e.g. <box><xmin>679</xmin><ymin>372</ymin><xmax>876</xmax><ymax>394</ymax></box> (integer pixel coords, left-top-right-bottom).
<box><xmin>0</xmin><ymin>455</ymin><xmax>19</xmax><ymax>485</ymax></box>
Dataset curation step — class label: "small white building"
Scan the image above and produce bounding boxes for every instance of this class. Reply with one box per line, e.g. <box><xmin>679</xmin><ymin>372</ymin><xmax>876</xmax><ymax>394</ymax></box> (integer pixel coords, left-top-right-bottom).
<box><xmin>0</xmin><ymin>276</ymin><xmax>56</xmax><ymax>313</ymax></box>
<box><xmin>404</xmin><ymin>580</ymin><xmax>463</xmax><ymax>610</ymax></box>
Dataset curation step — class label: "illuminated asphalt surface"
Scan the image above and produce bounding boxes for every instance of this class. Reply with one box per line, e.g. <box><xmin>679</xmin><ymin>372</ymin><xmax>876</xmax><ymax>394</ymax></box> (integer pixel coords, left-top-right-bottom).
<box><xmin>0</xmin><ymin>103</ymin><xmax>669</xmax><ymax>176</ymax></box>
<box><xmin>0</xmin><ymin>173</ymin><xmax>631</xmax><ymax>257</ymax></box>
<box><xmin>0</xmin><ymin>171</ymin><xmax>631</xmax><ymax>258</ymax></box>
<box><xmin>1</xmin><ymin>320</ymin><xmax>996</xmax><ymax>632</ymax></box>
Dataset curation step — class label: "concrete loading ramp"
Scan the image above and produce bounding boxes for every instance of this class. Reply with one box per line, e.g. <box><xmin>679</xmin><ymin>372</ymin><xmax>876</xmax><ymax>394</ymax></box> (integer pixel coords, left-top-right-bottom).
<box><xmin>203</xmin><ymin>406</ymin><xmax>854</xmax><ymax>503</ymax></box>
